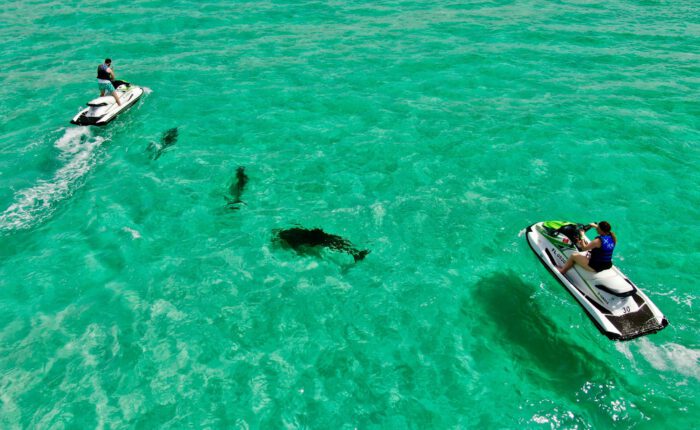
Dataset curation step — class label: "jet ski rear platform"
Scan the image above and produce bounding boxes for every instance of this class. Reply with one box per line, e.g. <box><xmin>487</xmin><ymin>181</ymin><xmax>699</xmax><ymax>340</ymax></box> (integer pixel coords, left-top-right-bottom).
<box><xmin>71</xmin><ymin>82</ymin><xmax>143</xmax><ymax>126</ymax></box>
<box><xmin>526</xmin><ymin>221</ymin><xmax>668</xmax><ymax>341</ymax></box>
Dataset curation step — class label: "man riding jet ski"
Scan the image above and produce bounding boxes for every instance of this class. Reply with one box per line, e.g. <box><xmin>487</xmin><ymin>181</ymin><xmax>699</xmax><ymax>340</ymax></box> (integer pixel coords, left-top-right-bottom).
<box><xmin>70</xmin><ymin>58</ymin><xmax>144</xmax><ymax>126</ymax></box>
<box><xmin>96</xmin><ymin>58</ymin><xmax>121</xmax><ymax>106</ymax></box>
<box><xmin>525</xmin><ymin>221</ymin><xmax>668</xmax><ymax>341</ymax></box>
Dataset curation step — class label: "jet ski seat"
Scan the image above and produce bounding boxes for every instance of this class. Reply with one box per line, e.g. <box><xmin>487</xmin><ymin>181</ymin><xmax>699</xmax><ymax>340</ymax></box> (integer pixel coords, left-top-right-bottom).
<box><xmin>87</xmin><ymin>96</ymin><xmax>116</xmax><ymax>107</ymax></box>
<box><xmin>580</xmin><ymin>268</ymin><xmax>636</xmax><ymax>297</ymax></box>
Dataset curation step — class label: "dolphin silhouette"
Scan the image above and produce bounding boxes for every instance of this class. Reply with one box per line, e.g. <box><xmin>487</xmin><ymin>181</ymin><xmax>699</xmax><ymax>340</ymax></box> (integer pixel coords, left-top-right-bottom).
<box><xmin>275</xmin><ymin>227</ymin><xmax>370</xmax><ymax>262</ymax></box>
<box><xmin>226</xmin><ymin>166</ymin><xmax>248</xmax><ymax>209</ymax></box>
<box><xmin>147</xmin><ymin>127</ymin><xmax>178</xmax><ymax>160</ymax></box>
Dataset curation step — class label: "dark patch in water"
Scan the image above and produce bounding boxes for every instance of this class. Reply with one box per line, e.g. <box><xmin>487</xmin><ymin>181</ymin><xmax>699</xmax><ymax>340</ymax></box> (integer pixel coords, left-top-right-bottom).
<box><xmin>469</xmin><ymin>272</ymin><xmax>614</xmax><ymax>392</ymax></box>
<box><xmin>147</xmin><ymin>127</ymin><xmax>178</xmax><ymax>160</ymax></box>
<box><xmin>275</xmin><ymin>227</ymin><xmax>370</xmax><ymax>262</ymax></box>
<box><xmin>226</xmin><ymin>167</ymin><xmax>248</xmax><ymax>210</ymax></box>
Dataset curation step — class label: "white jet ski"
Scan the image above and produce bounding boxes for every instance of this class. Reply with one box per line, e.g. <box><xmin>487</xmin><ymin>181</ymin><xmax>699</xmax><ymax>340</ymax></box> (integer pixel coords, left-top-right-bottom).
<box><xmin>71</xmin><ymin>81</ymin><xmax>143</xmax><ymax>126</ymax></box>
<box><xmin>526</xmin><ymin>221</ymin><xmax>668</xmax><ymax>341</ymax></box>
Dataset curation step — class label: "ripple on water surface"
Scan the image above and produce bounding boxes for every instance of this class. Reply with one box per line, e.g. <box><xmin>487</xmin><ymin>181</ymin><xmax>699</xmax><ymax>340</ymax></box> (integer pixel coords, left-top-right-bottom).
<box><xmin>0</xmin><ymin>0</ymin><xmax>698</xmax><ymax>428</ymax></box>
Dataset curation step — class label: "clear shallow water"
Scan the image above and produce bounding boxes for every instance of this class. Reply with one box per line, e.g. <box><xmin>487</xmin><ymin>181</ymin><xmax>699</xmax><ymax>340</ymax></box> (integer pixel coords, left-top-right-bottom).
<box><xmin>0</xmin><ymin>0</ymin><xmax>698</xmax><ymax>427</ymax></box>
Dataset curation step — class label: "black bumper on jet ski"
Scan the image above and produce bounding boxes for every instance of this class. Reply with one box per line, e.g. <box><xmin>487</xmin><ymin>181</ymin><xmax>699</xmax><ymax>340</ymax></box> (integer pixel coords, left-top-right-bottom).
<box><xmin>70</xmin><ymin>113</ymin><xmax>102</xmax><ymax>126</ymax></box>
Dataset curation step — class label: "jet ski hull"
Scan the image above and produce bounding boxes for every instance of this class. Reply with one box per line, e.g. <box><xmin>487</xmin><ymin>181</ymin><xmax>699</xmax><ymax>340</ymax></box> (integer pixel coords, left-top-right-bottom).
<box><xmin>71</xmin><ymin>85</ymin><xmax>144</xmax><ymax>126</ymax></box>
<box><xmin>526</xmin><ymin>221</ymin><xmax>668</xmax><ymax>341</ymax></box>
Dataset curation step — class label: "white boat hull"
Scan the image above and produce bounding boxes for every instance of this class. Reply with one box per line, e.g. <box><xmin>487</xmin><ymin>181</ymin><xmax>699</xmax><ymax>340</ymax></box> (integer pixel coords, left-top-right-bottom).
<box><xmin>526</xmin><ymin>221</ymin><xmax>668</xmax><ymax>340</ymax></box>
<box><xmin>71</xmin><ymin>85</ymin><xmax>143</xmax><ymax>126</ymax></box>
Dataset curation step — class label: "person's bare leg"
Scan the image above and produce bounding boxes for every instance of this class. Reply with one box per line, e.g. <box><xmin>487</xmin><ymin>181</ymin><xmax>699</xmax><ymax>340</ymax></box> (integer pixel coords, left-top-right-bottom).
<box><xmin>100</xmin><ymin>89</ymin><xmax>105</xmax><ymax>97</ymax></box>
<box><xmin>559</xmin><ymin>253</ymin><xmax>591</xmax><ymax>274</ymax></box>
<box><xmin>111</xmin><ymin>90</ymin><xmax>122</xmax><ymax>106</ymax></box>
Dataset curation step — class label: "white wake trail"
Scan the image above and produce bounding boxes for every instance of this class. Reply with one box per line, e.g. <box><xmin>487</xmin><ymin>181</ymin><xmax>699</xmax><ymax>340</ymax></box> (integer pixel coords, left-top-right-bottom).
<box><xmin>0</xmin><ymin>127</ymin><xmax>107</xmax><ymax>232</ymax></box>
<box><xmin>635</xmin><ymin>338</ymin><xmax>700</xmax><ymax>381</ymax></box>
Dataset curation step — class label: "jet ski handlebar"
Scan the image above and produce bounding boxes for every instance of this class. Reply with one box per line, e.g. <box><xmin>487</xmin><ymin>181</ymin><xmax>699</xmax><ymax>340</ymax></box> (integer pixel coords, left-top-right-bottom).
<box><xmin>573</xmin><ymin>224</ymin><xmax>591</xmax><ymax>249</ymax></box>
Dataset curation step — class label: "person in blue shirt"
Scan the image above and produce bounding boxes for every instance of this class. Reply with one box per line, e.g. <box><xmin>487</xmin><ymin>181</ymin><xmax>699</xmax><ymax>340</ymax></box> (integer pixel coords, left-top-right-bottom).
<box><xmin>559</xmin><ymin>221</ymin><xmax>616</xmax><ymax>274</ymax></box>
<box><xmin>96</xmin><ymin>58</ymin><xmax>121</xmax><ymax>106</ymax></box>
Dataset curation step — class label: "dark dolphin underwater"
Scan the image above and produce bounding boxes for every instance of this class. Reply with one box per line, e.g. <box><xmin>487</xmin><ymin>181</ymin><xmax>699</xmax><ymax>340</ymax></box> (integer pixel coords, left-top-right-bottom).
<box><xmin>147</xmin><ymin>127</ymin><xmax>178</xmax><ymax>160</ymax></box>
<box><xmin>226</xmin><ymin>166</ymin><xmax>248</xmax><ymax>209</ymax></box>
<box><xmin>275</xmin><ymin>227</ymin><xmax>370</xmax><ymax>262</ymax></box>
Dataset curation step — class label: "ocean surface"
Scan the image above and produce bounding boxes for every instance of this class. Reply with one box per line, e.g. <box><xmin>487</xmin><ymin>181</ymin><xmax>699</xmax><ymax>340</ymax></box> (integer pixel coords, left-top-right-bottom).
<box><xmin>0</xmin><ymin>0</ymin><xmax>698</xmax><ymax>428</ymax></box>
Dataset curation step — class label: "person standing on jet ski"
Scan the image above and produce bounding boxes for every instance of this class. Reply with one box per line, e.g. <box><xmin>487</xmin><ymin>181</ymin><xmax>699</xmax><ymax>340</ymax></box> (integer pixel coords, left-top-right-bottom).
<box><xmin>559</xmin><ymin>221</ymin><xmax>616</xmax><ymax>274</ymax></box>
<box><xmin>97</xmin><ymin>58</ymin><xmax>121</xmax><ymax>106</ymax></box>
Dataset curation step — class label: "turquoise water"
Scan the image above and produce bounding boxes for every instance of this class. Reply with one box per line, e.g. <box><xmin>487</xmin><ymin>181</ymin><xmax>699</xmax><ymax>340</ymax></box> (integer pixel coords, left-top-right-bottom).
<box><xmin>1</xmin><ymin>0</ymin><xmax>698</xmax><ymax>427</ymax></box>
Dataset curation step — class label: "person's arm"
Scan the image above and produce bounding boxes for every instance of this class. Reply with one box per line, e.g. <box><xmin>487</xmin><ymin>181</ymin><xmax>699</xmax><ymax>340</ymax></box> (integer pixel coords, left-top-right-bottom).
<box><xmin>578</xmin><ymin>222</ymin><xmax>598</xmax><ymax>241</ymax></box>
<box><xmin>107</xmin><ymin>67</ymin><xmax>115</xmax><ymax>80</ymax></box>
<box><xmin>578</xmin><ymin>237</ymin><xmax>601</xmax><ymax>251</ymax></box>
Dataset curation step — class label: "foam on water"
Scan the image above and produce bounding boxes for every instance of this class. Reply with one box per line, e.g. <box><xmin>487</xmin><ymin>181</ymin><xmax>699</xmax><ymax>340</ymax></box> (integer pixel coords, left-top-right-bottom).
<box><xmin>121</xmin><ymin>226</ymin><xmax>142</xmax><ymax>239</ymax></box>
<box><xmin>0</xmin><ymin>127</ymin><xmax>106</xmax><ymax>232</ymax></box>
<box><xmin>636</xmin><ymin>338</ymin><xmax>700</xmax><ymax>382</ymax></box>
